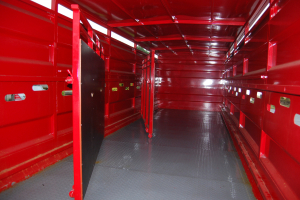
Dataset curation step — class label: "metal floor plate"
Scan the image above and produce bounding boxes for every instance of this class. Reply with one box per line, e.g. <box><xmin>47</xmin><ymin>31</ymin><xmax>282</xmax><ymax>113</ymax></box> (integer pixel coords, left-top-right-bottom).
<box><xmin>0</xmin><ymin>109</ymin><xmax>256</xmax><ymax>200</ymax></box>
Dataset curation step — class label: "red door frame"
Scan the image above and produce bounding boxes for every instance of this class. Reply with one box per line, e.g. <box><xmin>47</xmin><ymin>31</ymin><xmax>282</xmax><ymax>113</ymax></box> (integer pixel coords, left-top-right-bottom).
<box><xmin>141</xmin><ymin>50</ymin><xmax>155</xmax><ymax>138</ymax></box>
<box><xmin>70</xmin><ymin>5</ymin><xmax>103</xmax><ymax>200</ymax></box>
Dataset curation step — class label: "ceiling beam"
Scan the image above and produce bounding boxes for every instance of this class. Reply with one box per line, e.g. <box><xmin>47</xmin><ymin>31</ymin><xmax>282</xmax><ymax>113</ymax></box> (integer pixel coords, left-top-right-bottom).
<box><xmin>110</xmin><ymin>0</ymin><xmax>175</xmax><ymax>54</ymax></box>
<box><xmin>135</xmin><ymin>36</ymin><xmax>235</xmax><ymax>42</ymax></box>
<box><xmin>108</xmin><ymin>16</ymin><xmax>246</xmax><ymax>27</ymax></box>
<box><xmin>153</xmin><ymin>46</ymin><xmax>228</xmax><ymax>51</ymax></box>
<box><xmin>159</xmin><ymin>0</ymin><xmax>192</xmax><ymax>53</ymax></box>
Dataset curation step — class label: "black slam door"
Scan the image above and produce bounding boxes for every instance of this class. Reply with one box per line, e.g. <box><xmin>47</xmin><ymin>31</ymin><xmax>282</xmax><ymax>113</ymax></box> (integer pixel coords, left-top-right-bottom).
<box><xmin>81</xmin><ymin>40</ymin><xmax>105</xmax><ymax>198</ymax></box>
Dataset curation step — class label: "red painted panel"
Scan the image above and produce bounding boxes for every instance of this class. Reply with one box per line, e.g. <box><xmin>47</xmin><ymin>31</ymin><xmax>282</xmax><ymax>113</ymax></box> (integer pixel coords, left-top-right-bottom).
<box><xmin>156</xmin><ymin>64</ymin><xmax>225</xmax><ymax>71</ymax></box>
<box><xmin>0</xmin><ymin>82</ymin><xmax>53</xmax><ymax>127</ymax></box>
<box><xmin>266</xmin><ymin>138</ymin><xmax>300</xmax><ymax>199</ymax></box>
<box><xmin>263</xmin><ymin>92</ymin><xmax>300</xmax><ymax>163</ymax></box>
<box><xmin>159</xmin><ymin>100</ymin><xmax>221</xmax><ymax>111</ymax></box>
<box><xmin>157</xmin><ymin>53</ymin><xmax>223</xmax><ymax>111</ymax></box>
<box><xmin>223</xmin><ymin>0</ymin><xmax>300</xmax><ymax>198</ymax></box>
<box><xmin>156</xmin><ymin>70</ymin><xmax>222</xmax><ymax>78</ymax></box>
<box><xmin>0</xmin><ymin>0</ymin><xmax>145</xmax><ymax>193</ymax></box>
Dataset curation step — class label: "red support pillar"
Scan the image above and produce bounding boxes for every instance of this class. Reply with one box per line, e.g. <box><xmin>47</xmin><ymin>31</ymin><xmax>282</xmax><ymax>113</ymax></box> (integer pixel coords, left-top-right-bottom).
<box><xmin>233</xmin><ymin>65</ymin><xmax>237</xmax><ymax>76</ymax></box>
<box><xmin>141</xmin><ymin>60</ymin><xmax>145</xmax><ymax>119</ymax></box>
<box><xmin>260</xmin><ymin>130</ymin><xmax>270</xmax><ymax>158</ymax></box>
<box><xmin>132</xmin><ymin>44</ymin><xmax>137</xmax><ymax>110</ymax></box>
<box><xmin>148</xmin><ymin>50</ymin><xmax>155</xmax><ymax>138</ymax></box>
<box><xmin>230</xmin><ymin>103</ymin><xmax>234</xmax><ymax>115</ymax></box>
<box><xmin>50</xmin><ymin>0</ymin><xmax>58</xmax><ymax>139</ymax></box>
<box><xmin>267</xmin><ymin>42</ymin><xmax>277</xmax><ymax>71</ymax></box>
<box><xmin>105</xmin><ymin>30</ymin><xmax>111</xmax><ymax>118</ymax></box>
<box><xmin>145</xmin><ymin>56</ymin><xmax>150</xmax><ymax>130</ymax></box>
<box><xmin>71</xmin><ymin>4</ymin><xmax>82</xmax><ymax>200</ymax></box>
<box><xmin>243</xmin><ymin>58</ymin><xmax>248</xmax><ymax>75</ymax></box>
<box><xmin>239</xmin><ymin>111</ymin><xmax>245</xmax><ymax>128</ymax></box>
<box><xmin>226</xmin><ymin>70</ymin><xmax>230</xmax><ymax>78</ymax></box>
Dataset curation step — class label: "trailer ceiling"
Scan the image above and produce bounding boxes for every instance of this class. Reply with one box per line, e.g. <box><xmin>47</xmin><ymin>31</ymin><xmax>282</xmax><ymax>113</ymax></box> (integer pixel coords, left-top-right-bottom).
<box><xmin>68</xmin><ymin>0</ymin><xmax>260</xmax><ymax>58</ymax></box>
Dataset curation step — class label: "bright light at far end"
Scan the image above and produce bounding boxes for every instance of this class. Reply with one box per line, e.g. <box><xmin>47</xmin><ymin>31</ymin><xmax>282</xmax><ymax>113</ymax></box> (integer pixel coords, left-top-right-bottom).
<box><xmin>203</xmin><ymin>79</ymin><xmax>213</xmax><ymax>86</ymax></box>
<box><xmin>31</xmin><ymin>0</ymin><xmax>51</xmax><ymax>9</ymax></box>
<box><xmin>58</xmin><ymin>4</ymin><xmax>73</xmax><ymax>19</ymax></box>
<box><xmin>220</xmin><ymin>80</ymin><xmax>226</xmax><ymax>85</ymax></box>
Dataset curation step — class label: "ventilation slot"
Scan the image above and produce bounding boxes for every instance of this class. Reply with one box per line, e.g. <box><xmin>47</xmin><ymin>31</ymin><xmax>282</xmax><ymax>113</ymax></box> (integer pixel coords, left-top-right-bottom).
<box><xmin>5</xmin><ymin>94</ymin><xmax>26</xmax><ymax>102</ymax></box>
<box><xmin>111</xmin><ymin>32</ymin><xmax>134</xmax><ymax>47</ymax></box>
<box><xmin>280</xmin><ymin>97</ymin><xmax>290</xmax><ymax>108</ymax></box>
<box><xmin>294</xmin><ymin>114</ymin><xmax>300</xmax><ymax>127</ymax></box>
<box><xmin>257</xmin><ymin>92</ymin><xmax>262</xmax><ymax>99</ymax></box>
<box><xmin>137</xmin><ymin>45</ymin><xmax>150</xmax><ymax>54</ymax></box>
<box><xmin>87</xmin><ymin>20</ymin><xmax>107</xmax><ymax>35</ymax></box>
<box><xmin>62</xmin><ymin>90</ymin><xmax>72</xmax><ymax>96</ymax></box>
<box><xmin>58</xmin><ymin>4</ymin><xmax>73</xmax><ymax>19</ymax></box>
<box><xmin>32</xmin><ymin>84</ymin><xmax>48</xmax><ymax>91</ymax></box>
<box><xmin>270</xmin><ymin>105</ymin><xmax>275</xmax><ymax>113</ymax></box>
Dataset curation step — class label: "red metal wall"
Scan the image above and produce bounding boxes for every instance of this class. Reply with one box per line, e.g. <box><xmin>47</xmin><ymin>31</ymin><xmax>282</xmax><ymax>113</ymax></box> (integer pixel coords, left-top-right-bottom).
<box><xmin>156</xmin><ymin>51</ymin><xmax>224</xmax><ymax>111</ymax></box>
<box><xmin>0</xmin><ymin>0</ymin><xmax>145</xmax><ymax>192</ymax></box>
<box><xmin>223</xmin><ymin>0</ymin><xmax>300</xmax><ymax>199</ymax></box>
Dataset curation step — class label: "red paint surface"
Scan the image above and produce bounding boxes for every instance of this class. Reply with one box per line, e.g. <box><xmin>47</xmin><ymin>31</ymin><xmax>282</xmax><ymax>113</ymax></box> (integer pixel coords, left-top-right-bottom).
<box><xmin>2</xmin><ymin>0</ymin><xmax>300</xmax><ymax>199</ymax></box>
<box><xmin>140</xmin><ymin>52</ymin><xmax>156</xmax><ymax>137</ymax></box>
<box><xmin>155</xmin><ymin>52</ymin><xmax>223</xmax><ymax>111</ymax></box>
<box><xmin>0</xmin><ymin>0</ymin><xmax>145</xmax><ymax>193</ymax></box>
<box><xmin>0</xmin><ymin>0</ymin><xmax>73</xmax><ymax>192</ymax></box>
<box><xmin>224</xmin><ymin>0</ymin><xmax>300</xmax><ymax>199</ymax></box>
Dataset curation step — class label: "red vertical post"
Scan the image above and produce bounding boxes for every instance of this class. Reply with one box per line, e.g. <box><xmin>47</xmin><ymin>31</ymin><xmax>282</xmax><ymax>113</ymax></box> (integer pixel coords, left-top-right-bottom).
<box><xmin>105</xmin><ymin>30</ymin><xmax>111</xmax><ymax>72</ymax></box>
<box><xmin>50</xmin><ymin>0</ymin><xmax>58</xmax><ymax>139</ymax></box>
<box><xmin>243</xmin><ymin>58</ymin><xmax>248</xmax><ymax>75</ymax></box>
<box><xmin>260</xmin><ymin>130</ymin><xmax>270</xmax><ymax>158</ymax></box>
<box><xmin>148</xmin><ymin>50</ymin><xmax>155</xmax><ymax>138</ymax></box>
<box><xmin>230</xmin><ymin>103</ymin><xmax>234</xmax><ymax>115</ymax></box>
<box><xmin>233</xmin><ymin>65</ymin><xmax>237</xmax><ymax>76</ymax></box>
<box><xmin>144</xmin><ymin>59</ymin><xmax>147</xmax><ymax>120</ymax></box>
<box><xmin>105</xmin><ymin>30</ymin><xmax>111</xmax><ymax>119</ymax></box>
<box><xmin>71</xmin><ymin>4</ymin><xmax>82</xmax><ymax>200</ymax></box>
<box><xmin>145</xmin><ymin>58</ymin><xmax>150</xmax><ymax>129</ymax></box>
<box><xmin>96</xmin><ymin>40</ymin><xmax>100</xmax><ymax>56</ymax></box>
<box><xmin>267</xmin><ymin>42</ymin><xmax>277</xmax><ymax>71</ymax></box>
<box><xmin>141</xmin><ymin>60</ymin><xmax>144</xmax><ymax>119</ymax></box>
<box><xmin>239</xmin><ymin>111</ymin><xmax>245</xmax><ymax>128</ymax></box>
<box><xmin>87</xmin><ymin>24</ymin><xmax>93</xmax><ymax>49</ymax></box>
<box><xmin>105</xmin><ymin>103</ymin><xmax>109</xmax><ymax>118</ymax></box>
<box><xmin>132</xmin><ymin>44</ymin><xmax>137</xmax><ymax>110</ymax></box>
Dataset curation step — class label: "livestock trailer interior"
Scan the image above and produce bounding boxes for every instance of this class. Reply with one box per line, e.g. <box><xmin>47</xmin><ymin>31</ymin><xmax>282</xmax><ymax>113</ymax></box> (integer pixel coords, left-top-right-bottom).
<box><xmin>1</xmin><ymin>0</ymin><xmax>300</xmax><ymax>199</ymax></box>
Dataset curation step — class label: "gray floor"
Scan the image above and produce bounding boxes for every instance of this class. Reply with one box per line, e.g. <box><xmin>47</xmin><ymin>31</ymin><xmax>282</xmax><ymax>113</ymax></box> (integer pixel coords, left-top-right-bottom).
<box><xmin>0</xmin><ymin>109</ymin><xmax>256</xmax><ymax>200</ymax></box>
